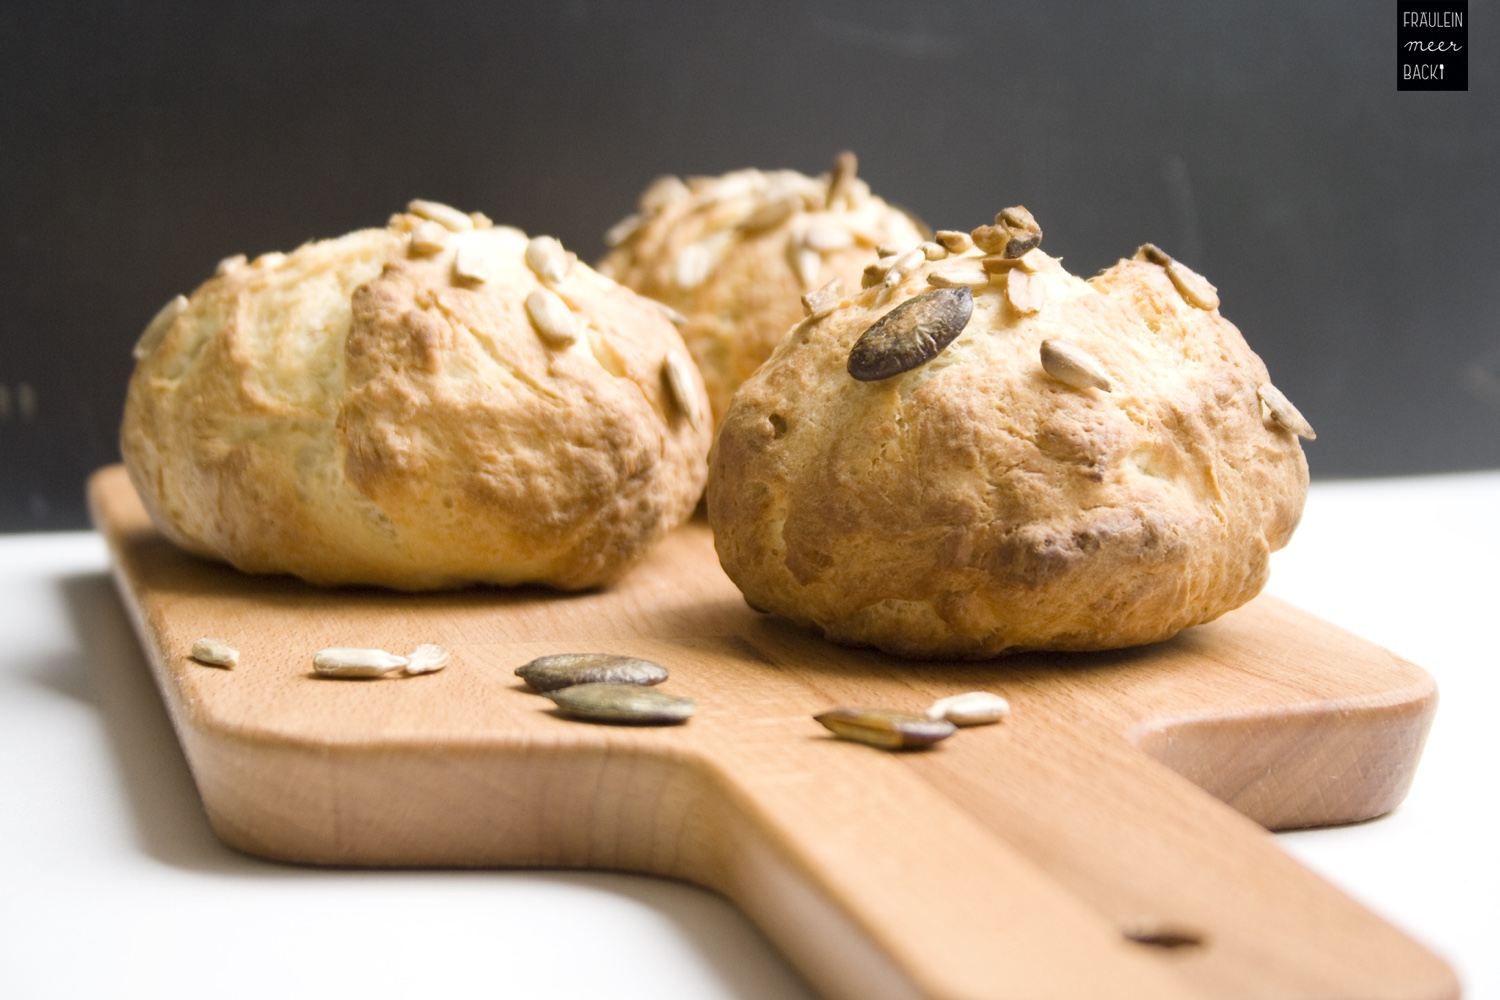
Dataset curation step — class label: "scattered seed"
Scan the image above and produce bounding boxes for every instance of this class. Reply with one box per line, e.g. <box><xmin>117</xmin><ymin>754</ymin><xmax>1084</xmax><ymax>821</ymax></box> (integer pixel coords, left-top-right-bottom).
<box><xmin>921</xmin><ymin>241</ymin><xmax>948</xmax><ymax>261</ymax></box>
<box><xmin>1040</xmin><ymin>339</ymin><xmax>1111</xmax><ymax>392</ymax></box>
<box><xmin>1166</xmin><ymin>260</ymin><xmax>1220</xmax><ymax>310</ymax></box>
<box><xmin>525</xmin><ymin>289</ymin><xmax>578</xmax><ymax>347</ymax></box>
<box><xmin>935</xmin><ymin>230</ymin><xmax>974</xmax><ymax>254</ymax></box>
<box><xmin>524</xmin><ymin>235</ymin><xmax>570</xmax><ymax>283</ymax></box>
<box><xmin>739</xmin><ymin>197</ymin><xmax>797</xmax><ymax>234</ymax></box>
<box><xmin>133</xmin><ymin>294</ymin><xmax>187</xmax><ymax>360</ymax></box>
<box><xmin>605</xmin><ymin>213</ymin><xmax>644</xmax><ymax>248</ymax></box>
<box><xmin>926</xmin><ymin>691</ymin><xmax>1010</xmax><ymax>726</ymax></box>
<box><xmin>663</xmin><ymin>351</ymin><xmax>704</xmax><ymax>431</ymax></box>
<box><xmin>404</xmin><ymin>644</ymin><xmax>451</xmax><ymax>676</ymax></box>
<box><xmin>802</xmin><ymin>221</ymin><xmax>854</xmax><ymax>252</ymax></box>
<box><xmin>313</xmin><ymin>647</ymin><xmax>410</xmax><ymax>679</ymax></box>
<box><xmin>452</xmin><ymin>243</ymin><xmax>491</xmax><ymax>284</ymax></box>
<box><xmin>793</xmin><ymin>246</ymin><xmax>822</xmax><ymax>290</ymax></box>
<box><xmin>407</xmin><ymin>199</ymin><xmax>474</xmax><ymax>233</ymax></box>
<box><xmin>639</xmin><ymin>175</ymin><xmax>691</xmax><ymax>214</ymax></box>
<box><xmin>516</xmin><ymin>652</ymin><xmax>670</xmax><ymax>692</ymax></box>
<box><xmin>825</xmin><ymin>150</ymin><xmax>858</xmax><ymax>210</ymax></box>
<box><xmin>409</xmin><ymin>220</ymin><xmax>452</xmax><ymax>256</ymax></box>
<box><xmin>190</xmin><ymin>638</ymin><xmax>238</xmax><ymax>669</ymax></box>
<box><xmin>801</xmin><ymin>278</ymin><xmax>845</xmax><ymax>319</ymax></box>
<box><xmin>882</xmin><ymin>247</ymin><xmax>927</xmax><ymax>290</ymax></box>
<box><xmin>215</xmin><ymin>254</ymin><xmax>247</xmax><ymax>277</ymax></box>
<box><xmin>674</xmin><ymin>233</ymin><xmax>729</xmax><ymax>290</ymax></box>
<box><xmin>546</xmin><ymin>682</ymin><xmax>695</xmax><ymax>725</ymax></box>
<box><xmin>1006</xmin><ymin>269</ymin><xmax>1046</xmax><ymax>315</ymax></box>
<box><xmin>815</xmin><ymin>708</ymin><xmax>956</xmax><ymax>750</ymax></box>
<box><xmin>1258</xmin><ymin>383</ymin><xmax>1316</xmax><ymax>440</ymax></box>
<box><xmin>847</xmin><ymin>285</ymin><xmax>974</xmax><ymax>382</ymax></box>
<box><xmin>927</xmin><ymin>265</ymin><xmax>989</xmax><ymax>289</ymax></box>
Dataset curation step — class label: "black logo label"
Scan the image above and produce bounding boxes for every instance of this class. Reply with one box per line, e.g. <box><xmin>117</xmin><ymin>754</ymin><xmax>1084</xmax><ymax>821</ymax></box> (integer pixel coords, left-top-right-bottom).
<box><xmin>1398</xmin><ymin>1</ymin><xmax>1468</xmax><ymax>90</ymax></box>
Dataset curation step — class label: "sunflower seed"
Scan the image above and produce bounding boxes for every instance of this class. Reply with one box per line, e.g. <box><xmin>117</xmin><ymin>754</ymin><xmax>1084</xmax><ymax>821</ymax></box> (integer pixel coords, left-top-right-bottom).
<box><xmin>656</xmin><ymin>301</ymin><xmax>688</xmax><ymax>326</ymax></box>
<box><xmin>1258</xmin><ymin>383</ymin><xmax>1316</xmax><ymax>440</ymax></box>
<box><xmin>801</xmin><ymin>278</ymin><xmax>845</xmax><ymax>319</ymax></box>
<box><xmin>739</xmin><ymin>196</ymin><xmax>797</xmax><ymax>234</ymax></box>
<box><xmin>1166</xmin><ymin>260</ymin><xmax>1220</xmax><ymax>310</ymax></box>
<box><xmin>452</xmin><ymin>243</ymin><xmax>493</xmax><ymax>284</ymax></box>
<box><xmin>409</xmin><ymin>220</ymin><xmax>452</xmax><ymax>256</ymax></box>
<box><xmin>546</xmin><ymin>682</ymin><xmax>695</xmax><ymax>725</ymax></box>
<box><xmin>935</xmin><ymin>230</ymin><xmax>974</xmax><ymax>254</ymax></box>
<box><xmin>815</xmin><ymin>708</ymin><xmax>956</xmax><ymax>750</ymax></box>
<box><xmin>313</xmin><ymin>647</ymin><xmax>410</xmax><ymax>679</ymax></box>
<box><xmin>921</xmin><ymin>241</ymin><xmax>948</xmax><ymax>261</ymax></box>
<box><xmin>876</xmin><ymin>244</ymin><xmax>903</xmax><ymax>259</ymax></box>
<box><xmin>525</xmin><ymin>289</ymin><xmax>578</xmax><ymax>346</ymax></box>
<box><xmin>973</xmin><ymin>206</ymin><xmax>1043</xmax><ymax>258</ymax></box>
<box><xmin>1006</xmin><ymin>269</ymin><xmax>1046</xmax><ymax>315</ymax></box>
<box><xmin>640</xmin><ymin>175</ymin><xmax>691</xmax><ymax>214</ymax></box>
<box><xmin>663</xmin><ymin>351</ymin><xmax>703</xmax><ymax>430</ymax></box>
<box><xmin>882</xmin><ymin>246</ymin><xmax>928</xmax><ymax>290</ymax></box>
<box><xmin>516</xmin><ymin>653</ymin><xmax>670</xmax><ymax>692</ymax></box>
<box><xmin>404</xmin><ymin>644</ymin><xmax>451</xmax><ymax>676</ymax></box>
<box><xmin>847</xmin><ymin>285</ymin><xmax>974</xmax><ymax>381</ymax></box>
<box><xmin>793</xmin><ymin>246</ymin><xmax>822</xmax><ymax>289</ymax></box>
<box><xmin>825</xmin><ymin>150</ymin><xmax>858</xmax><ymax>210</ymax></box>
<box><xmin>133</xmin><ymin>294</ymin><xmax>187</xmax><ymax>360</ymax></box>
<box><xmin>519</xmin><ymin>235</ymin><xmax>568</xmax><ymax>284</ymax></box>
<box><xmin>253</xmin><ymin>251</ymin><xmax>287</xmax><ymax>269</ymax></box>
<box><xmin>1040</xmin><ymin>339</ymin><xmax>1111</xmax><ymax>392</ymax></box>
<box><xmin>927</xmin><ymin>265</ymin><xmax>989</xmax><ymax>288</ymax></box>
<box><xmin>605</xmin><ymin>213</ymin><xmax>644</xmax><ymax>247</ymax></box>
<box><xmin>926</xmin><ymin>691</ymin><xmax>1010</xmax><ymax>726</ymax></box>
<box><xmin>190</xmin><ymin>638</ymin><xmax>238</xmax><ymax>669</ymax></box>
<box><xmin>802</xmin><ymin>221</ymin><xmax>854</xmax><ymax>252</ymax></box>
<box><xmin>861</xmin><ymin>259</ymin><xmax>891</xmax><ymax>289</ymax></box>
<box><xmin>215</xmin><ymin>254</ymin><xmax>247</xmax><ymax>277</ymax></box>
<box><xmin>674</xmin><ymin>232</ymin><xmax>730</xmax><ymax>290</ymax></box>
<box><xmin>1134</xmin><ymin>243</ymin><xmax>1172</xmax><ymax>267</ymax></box>
<box><xmin>469</xmin><ymin>211</ymin><xmax>493</xmax><ymax>229</ymax></box>
<box><xmin>408</xmin><ymin>199</ymin><xmax>474</xmax><ymax>233</ymax></box>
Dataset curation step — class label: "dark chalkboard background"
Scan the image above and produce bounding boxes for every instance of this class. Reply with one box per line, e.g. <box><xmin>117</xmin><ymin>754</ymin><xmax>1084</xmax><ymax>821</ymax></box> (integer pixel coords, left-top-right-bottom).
<box><xmin>3</xmin><ymin>1</ymin><xmax>1497</xmax><ymax>531</ymax></box>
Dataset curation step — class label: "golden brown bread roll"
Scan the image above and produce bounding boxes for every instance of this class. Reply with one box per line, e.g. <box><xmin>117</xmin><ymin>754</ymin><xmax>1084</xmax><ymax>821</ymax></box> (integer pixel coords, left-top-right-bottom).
<box><xmin>598</xmin><ymin>153</ymin><xmax>928</xmax><ymax>427</ymax></box>
<box><xmin>123</xmin><ymin>202</ymin><xmax>712</xmax><ymax>590</ymax></box>
<box><xmin>707</xmin><ymin>214</ymin><xmax>1312</xmax><ymax>658</ymax></box>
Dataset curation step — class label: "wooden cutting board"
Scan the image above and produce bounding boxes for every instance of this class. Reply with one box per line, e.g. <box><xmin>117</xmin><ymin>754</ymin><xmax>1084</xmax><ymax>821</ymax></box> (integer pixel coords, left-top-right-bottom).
<box><xmin>88</xmin><ymin>465</ymin><xmax>1457</xmax><ymax>1000</ymax></box>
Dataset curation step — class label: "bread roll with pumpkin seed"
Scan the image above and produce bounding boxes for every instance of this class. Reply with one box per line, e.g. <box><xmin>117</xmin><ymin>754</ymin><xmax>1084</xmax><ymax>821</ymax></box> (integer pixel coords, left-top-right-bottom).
<box><xmin>707</xmin><ymin>215</ymin><xmax>1311</xmax><ymax>658</ymax></box>
<box><xmin>598</xmin><ymin>153</ymin><xmax>928</xmax><ymax>427</ymax></box>
<box><xmin>122</xmin><ymin>203</ymin><xmax>711</xmax><ymax>591</ymax></box>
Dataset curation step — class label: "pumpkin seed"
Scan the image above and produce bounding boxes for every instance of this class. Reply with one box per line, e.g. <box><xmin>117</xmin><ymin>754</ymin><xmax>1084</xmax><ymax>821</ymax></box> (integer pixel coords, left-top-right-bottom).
<box><xmin>847</xmin><ymin>285</ymin><xmax>974</xmax><ymax>382</ymax></box>
<box><xmin>190</xmin><ymin>638</ymin><xmax>238</xmax><ymax>669</ymax></box>
<box><xmin>815</xmin><ymin>708</ymin><xmax>956</xmax><ymax>750</ymax></box>
<box><xmin>1040</xmin><ymin>339</ymin><xmax>1111</xmax><ymax>392</ymax></box>
<box><xmin>545</xmin><ymin>682</ymin><xmax>695</xmax><ymax>725</ymax></box>
<box><xmin>926</xmin><ymin>691</ymin><xmax>1010</xmax><ymax>726</ymax></box>
<box><xmin>1258</xmin><ymin>383</ymin><xmax>1316</xmax><ymax>440</ymax></box>
<box><xmin>515</xmin><ymin>653</ymin><xmax>670</xmax><ymax>692</ymax></box>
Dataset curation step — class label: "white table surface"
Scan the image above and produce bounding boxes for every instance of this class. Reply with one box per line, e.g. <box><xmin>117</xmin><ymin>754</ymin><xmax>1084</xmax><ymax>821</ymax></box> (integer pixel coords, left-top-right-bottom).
<box><xmin>2</xmin><ymin>472</ymin><xmax>1497</xmax><ymax>999</ymax></box>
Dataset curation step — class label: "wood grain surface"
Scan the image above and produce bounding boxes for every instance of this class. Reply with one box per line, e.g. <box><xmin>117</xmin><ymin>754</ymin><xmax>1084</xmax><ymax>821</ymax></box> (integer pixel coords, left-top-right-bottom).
<box><xmin>88</xmin><ymin>465</ymin><xmax>1457</xmax><ymax>1000</ymax></box>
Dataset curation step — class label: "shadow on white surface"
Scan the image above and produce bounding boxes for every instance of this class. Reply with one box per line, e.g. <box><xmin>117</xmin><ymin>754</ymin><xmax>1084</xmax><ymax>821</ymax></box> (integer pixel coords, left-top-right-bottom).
<box><xmin>23</xmin><ymin>570</ymin><xmax>819</xmax><ymax>1000</ymax></box>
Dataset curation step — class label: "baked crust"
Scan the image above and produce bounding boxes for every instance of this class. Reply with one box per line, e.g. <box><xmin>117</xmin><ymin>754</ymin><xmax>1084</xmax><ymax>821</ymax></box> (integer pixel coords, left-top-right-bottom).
<box><xmin>122</xmin><ymin>209</ymin><xmax>712</xmax><ymax>590</ymax></box>
<box><xmin>707</xmin><ymin>231</ymin><xmax>1310</xmax><ymax>658</ymax></box>
<box><xmin>598</xmin><ymin>156</ymin><xmax>928</xmax><ymax>426</ymax></box>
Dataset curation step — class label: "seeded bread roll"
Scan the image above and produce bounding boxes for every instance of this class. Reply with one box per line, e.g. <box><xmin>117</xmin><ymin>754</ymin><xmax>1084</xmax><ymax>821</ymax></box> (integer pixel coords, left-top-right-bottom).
<box><xmin>707</xmin><ymin>214</ymin><xmax>1312</xmax><ymax>658</ymax></box>
<box><xmin>598</xmin><ymin>153</ymin><xmax>929</xmax><ymax>427</ymax></box>
<box><xmin>123</xmin><ymin>202</ymin><xmax>712</xmax><ymax>591</ymax></box>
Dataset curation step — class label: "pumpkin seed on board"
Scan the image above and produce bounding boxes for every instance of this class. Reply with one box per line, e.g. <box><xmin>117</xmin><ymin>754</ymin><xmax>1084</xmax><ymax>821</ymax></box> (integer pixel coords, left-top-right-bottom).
<box><xmin>847</xmin><ymin>285</ymin><xmax>974</xmax><ymax>382</ymax></box>
<box><xmin>545</xmin><ymin>682</ymin><xmax>695</xmax><ymax>725</ymax></box>
<box><xmin>815</xmin><ymin>708</ymin><xmax>956</xmax><ymax>750</ymax></box>
<box><xmin>515</xmin><ymin>653</ymin><xmax>670</xmax><ymax>692</ymax></box>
